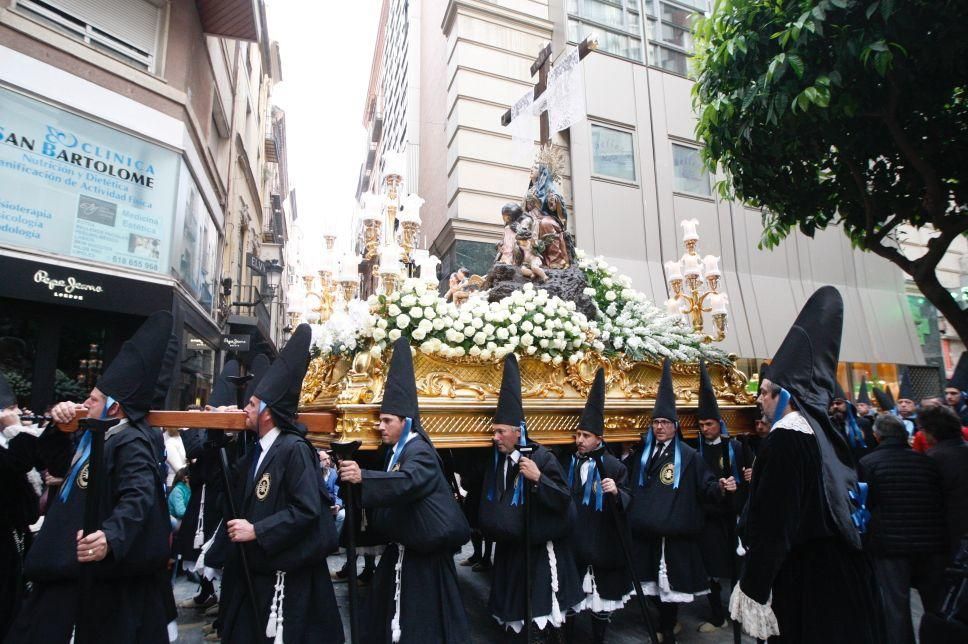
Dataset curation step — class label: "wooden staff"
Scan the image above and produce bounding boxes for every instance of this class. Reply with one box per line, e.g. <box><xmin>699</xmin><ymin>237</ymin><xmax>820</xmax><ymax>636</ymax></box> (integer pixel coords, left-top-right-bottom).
<box><xmin>34</xmin><ymin>409</ymin><xmax>337</xmax><ymax>434</ymax></box>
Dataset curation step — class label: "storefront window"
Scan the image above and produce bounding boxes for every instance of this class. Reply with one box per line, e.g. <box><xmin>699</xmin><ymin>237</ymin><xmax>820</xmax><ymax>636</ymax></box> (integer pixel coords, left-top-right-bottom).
<box><xmin>171</xmin><ymin>165</ymin><xmax>221</xmax><ymax>314</ymax></box>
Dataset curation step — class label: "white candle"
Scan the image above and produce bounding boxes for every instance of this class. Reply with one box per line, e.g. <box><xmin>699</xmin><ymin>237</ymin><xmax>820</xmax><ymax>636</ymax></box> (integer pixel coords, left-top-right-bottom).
<box><xmin>709</xmin><ymin>293</ymin><xmax>729</xmax><ymax>314</ymax></box>
<box><xmin>665</xmin><ymin>297</ymin><xmax>681</xmax><ymax>316</ymax></box>
<box><xmin>702</xmin><ymin>254</ymin><xmax>721</xmax><ymax>276</ymax></box>
<box><xmin>682</xmin><ymin>253</ymin><xmax>702</xmax><ymax>277</ymax></box>
<box><xmin>681</xmin><ymin>218</ymin><xmax>700</xmax><ymax>241</ymax></box>
<box><xmin>664</xmin><ymin>260</ymin><xmax>683</xmax><ymax>281</ymax></box>
<box><xmin>339</xmin><ymin>254</ymin><xmax>361</xmax><ymax>282</ymax></box>
<box><xmin>398</xmin><ymin>193</ymin><xmax>424</xmax><ymax>224</ymax></box>
<box><xmin>419</xmin><ymin>254</ymin><xmax>441</xmax><ymax>283</ymax></box>
<box><xmin>380</xmin><ymin>244</ymin><xmax>402</xmax><ymax>274</ymax></box>
<box><xmin>382</xmin><ymin>151</ymin><xmax>407</xmax><ymax>182</ymax></box>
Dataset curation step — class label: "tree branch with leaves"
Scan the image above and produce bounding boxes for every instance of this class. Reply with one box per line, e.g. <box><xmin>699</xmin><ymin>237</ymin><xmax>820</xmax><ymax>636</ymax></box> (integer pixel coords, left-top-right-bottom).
<box><xmin>692</xmin><ymin>0</ymin><xmax>968</xmax><ymax>342</ymax></box>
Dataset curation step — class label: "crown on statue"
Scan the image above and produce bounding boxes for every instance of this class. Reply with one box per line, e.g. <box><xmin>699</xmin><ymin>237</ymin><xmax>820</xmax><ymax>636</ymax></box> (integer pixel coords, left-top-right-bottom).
<box><xmin>534</xmin><ymin>143</ymin><xmax>566</xmax><ymax>185</ymax></box>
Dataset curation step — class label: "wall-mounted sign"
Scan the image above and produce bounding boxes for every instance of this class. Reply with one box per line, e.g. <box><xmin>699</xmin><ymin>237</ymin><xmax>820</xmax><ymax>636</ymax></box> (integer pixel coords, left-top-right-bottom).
<box><xmin>186</xmin><ymin>336</ymin><xmax>211</xmax><ymax>352</ymax></box>
<box><xmin>0</xmin><ymin>256</ymin><xmax>172</xmax><ymax>314</ymax></box>
<box><xmin>222</xmin><ymin>334</ymin><xmax>251</xmax><ymax>352</ymax></box>
<box><xmin>0</xmin><ymin>87</ymin><xmax>180</xmax><ymax>274</ymax></box>
<box><xmin>246</xmin><ymin>252</ymin><xmax>266</xmax><ymax>275</ymax></box>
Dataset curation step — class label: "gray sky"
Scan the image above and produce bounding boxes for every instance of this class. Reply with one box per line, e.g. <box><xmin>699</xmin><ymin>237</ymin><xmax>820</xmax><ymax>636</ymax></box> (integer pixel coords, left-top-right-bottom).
<box><xmin>267</xmin><ymin>0</ymin><xmax>381</xmax><ymax>270</ymax></box>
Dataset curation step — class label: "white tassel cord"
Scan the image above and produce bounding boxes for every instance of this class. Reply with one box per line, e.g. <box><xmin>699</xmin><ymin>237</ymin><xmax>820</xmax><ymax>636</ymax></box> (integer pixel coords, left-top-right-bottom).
<box><xmin>266</xmin><ymin>571</ymin><xmax>286</xmax><ymax>643</ymax></box>
<box><xmin>545</xmin><ymin>541</ymin><xmax>564</xmax><ymax>627</ymax></box>
<box><xmin>578</xmin><ymin>566</ymin><xmax>634</xmax><ymax>613</ymax></box>
<box><xmin>391</xmin><ymin>544</ymin><xmax>405</xmax><ymax>643</ymax></box>
<box><xmin>192</xmin><ymin>521</ymin><xmax>223</xmax><ymax>582</ymax></box>
<box><xmin>729</xmin><ymin>584</ymin><xmax>779</xmax><ymax>640</ymax></box>
<box><xmin>193</xmin><ymin>484</ymin><xmax>206</xmax><ymax>549</ymax></box>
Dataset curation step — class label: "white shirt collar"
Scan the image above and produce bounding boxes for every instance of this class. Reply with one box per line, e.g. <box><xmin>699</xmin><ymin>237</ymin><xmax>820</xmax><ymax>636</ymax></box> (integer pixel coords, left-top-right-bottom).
<box><xmin>508</xmin><ymin>449</ymin><xmax>521</xmax><ymax>464</ymax></box>
<box><xmin>705</xmin><ymin>436</ymin><xmax>723</xmax><ymax>446</ymax></box>
<box><xmin>259</xmin><ymin>427</ymin><xmax>281</xmax><ymax>452</ymax></box>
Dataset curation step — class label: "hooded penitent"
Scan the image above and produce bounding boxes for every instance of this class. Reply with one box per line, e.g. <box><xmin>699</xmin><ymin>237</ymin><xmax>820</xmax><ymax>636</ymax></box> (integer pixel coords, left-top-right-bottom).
<box><xmin>245</xmin><ymin>354</ymin><xmax>271</xmax><ymax>402</ymax></box>
<box><xmin>381</xmin><ymin>338</ymin><xmax>434</xmax><ymax>470</ymax></box>
<box><xmin>856</xmin><ymin>376</ymin><xmax>871</xmax><ymax>406</ymax></box>
<box><xmin>96</xmin><ymin>310</ymin><xmax>174</xmax><ymax>422</ymax></box>
<box><xmin>150</xmin><ymin>331</ymin><xmax>180</xmax><ymax>411</ymax></box>
<box><xmin>488</xmin><ymin>354</ymin><xmax>528</xmax><ymax>504</ymax></box>
<box><xmin>638</xmin><ymin>358</ymin><xmax>684</xmax><ymax>489</ymax></box>
<box><xmin>0</xmin><ymin>371</ymin><xmax>17</xmax><ymax>408</ymax></box>
<box><xmin>897</xmin><ymin>368</ymin><xmax>916</xmax><ymax>402</ymax></box>
<box><xmin>764</xmin><ymin>286</ymin><xmax>863</xmax><ymax>549</ymax></box>
<box><xmin>697</xmin><ymin>359</ymin><xmax>721</xmax><ymax>424</ymax></box>
<box><xmin>252</xmin><ymin>324</ymin><xmax>311</xmax><ymax>435</ymax></box>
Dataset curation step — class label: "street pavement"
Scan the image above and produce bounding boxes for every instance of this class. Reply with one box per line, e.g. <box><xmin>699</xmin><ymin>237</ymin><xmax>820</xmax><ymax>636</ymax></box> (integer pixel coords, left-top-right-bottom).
<box><xmin>175</xmin><ymin>543</ymin><xmax>924</xmax><ymax>642</ymax></box>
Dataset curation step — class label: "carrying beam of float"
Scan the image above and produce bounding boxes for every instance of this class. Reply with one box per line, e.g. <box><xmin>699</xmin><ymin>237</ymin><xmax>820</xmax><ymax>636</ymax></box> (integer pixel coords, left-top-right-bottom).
<box><xmin>25</xmin><ymin>409</ymin><xmax>337</xmax><ymax>434</ymax></box>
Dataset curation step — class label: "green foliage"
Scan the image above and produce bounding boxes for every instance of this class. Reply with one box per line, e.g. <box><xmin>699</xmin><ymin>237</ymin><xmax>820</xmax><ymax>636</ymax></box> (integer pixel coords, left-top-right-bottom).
<box><xmin>692</xmin><ymin>0</ymin><xmax>968</xmax><ymax>245</ymax></box>
<box><xmin>692</xmin><ymin>0</ymin><xmax>968</xmax><ymax>339</ymax></box>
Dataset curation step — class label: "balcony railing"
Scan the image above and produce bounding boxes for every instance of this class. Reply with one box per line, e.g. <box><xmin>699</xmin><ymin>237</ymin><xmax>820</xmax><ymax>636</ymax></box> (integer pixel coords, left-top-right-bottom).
<box><xmin>230</xmin><ymin>284</ymin><xmax>271</xmax><ymax>332</ymax></box>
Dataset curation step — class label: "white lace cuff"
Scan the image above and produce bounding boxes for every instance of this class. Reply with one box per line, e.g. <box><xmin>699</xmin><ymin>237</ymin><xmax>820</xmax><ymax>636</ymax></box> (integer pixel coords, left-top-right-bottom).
<box><xmin>729</xmin><ymin>585</ymin><xmax>779</xmax><ymax>640</ymax></box>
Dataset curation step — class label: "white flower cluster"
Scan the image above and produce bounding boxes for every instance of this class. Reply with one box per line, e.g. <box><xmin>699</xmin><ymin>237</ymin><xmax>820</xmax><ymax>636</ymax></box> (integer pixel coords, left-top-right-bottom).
<box><xmin>366</xmin><ymin>279</ymin><xmax>598</xmax><ymax>366</ymax></box>
<box><xmin>578</xmin><ymin>254</ymin><xmax>726</xmax><ymax>364</ymax></box>
<box><xmin>309</xmin><ymin>299</ymin><xmax>374</xmax><ymax>357</ymax></box>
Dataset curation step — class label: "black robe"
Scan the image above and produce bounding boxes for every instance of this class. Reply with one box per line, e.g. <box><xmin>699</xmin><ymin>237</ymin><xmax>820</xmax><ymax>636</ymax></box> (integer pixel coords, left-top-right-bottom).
<box><xmin>219</xmin><ymin>430</ymin><xmax>343</xmax><ymax>644</ymax></box>
<box><xmin>479</xmin><ymin>443</ymin><xmax>583</xmax><ymax>630</ymax></box>
<box><xmin>358</xmin><ymin>435</ymin><xmax>470</xmax><ymax>643</ymax></box>
<box><xmin>692</xmin><ymin>437</ymin><xmax>751</xmax><ymax>580</ymax></box>
<box><xmin>628</xmin><ymin>439</ymin><xmax>720</xmax><ymax>599</ymax></box>
<box><xmin>173</xmin><ymin>429</ymin><xmax>226</xmax><ymax>560</ymax></box>
<box><xmin>0</xmin><ymin>431</ymin><xmax>40</xmax><ymax>641</ymax></box>
<box><xmin>739</xmin><ymin>421</ymin><xmax>884</xmax><ymax>643</ymax></box>
<box><xmin>565</xmin><ymin>447</ymin><xmax>634</xmax><ymax>608</ymax></box>
<box><xmin>9</xmin><ymin>419</ymin><xmax>173</xmax><ymax>644</ymax></box>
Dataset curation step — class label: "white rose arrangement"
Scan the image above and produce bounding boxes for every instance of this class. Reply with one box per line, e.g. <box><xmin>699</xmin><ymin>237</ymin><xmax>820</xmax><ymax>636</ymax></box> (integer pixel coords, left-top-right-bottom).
<box><xmin>578</xmin><ymin>255</ymin><xmax>727</xmax><ymax>364</ymax></box>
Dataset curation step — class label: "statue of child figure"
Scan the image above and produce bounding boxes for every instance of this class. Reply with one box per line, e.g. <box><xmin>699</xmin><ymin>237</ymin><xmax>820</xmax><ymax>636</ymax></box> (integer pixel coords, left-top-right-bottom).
<box><xmin>513</xmin><ymin>217</ymin><xmax>547</xmax><ymax>283</ymax></box>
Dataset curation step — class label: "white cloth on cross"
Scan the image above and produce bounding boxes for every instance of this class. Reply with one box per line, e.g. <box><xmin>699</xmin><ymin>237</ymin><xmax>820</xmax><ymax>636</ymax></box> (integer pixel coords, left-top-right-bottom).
<box><xmin>533</xmin><ymin>46</ymin><xmax>586</xmax><ymax>135</ymax></box>
<box><xmin>507</xmin><ymin>89</ymin><xmax>537</xmax><ymax>165</ymax></box>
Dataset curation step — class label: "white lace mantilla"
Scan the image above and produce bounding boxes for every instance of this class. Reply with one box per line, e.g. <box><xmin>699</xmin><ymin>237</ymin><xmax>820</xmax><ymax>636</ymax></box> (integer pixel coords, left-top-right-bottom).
<box><xmin>770</xmin><ymin>411</ymin><xmax>814</xmax><ymax>435</ymax></box>
<box><xmin>729</xmin><ymin>585</ymin><xmax>780</xmax><ymax>640</ymax></box>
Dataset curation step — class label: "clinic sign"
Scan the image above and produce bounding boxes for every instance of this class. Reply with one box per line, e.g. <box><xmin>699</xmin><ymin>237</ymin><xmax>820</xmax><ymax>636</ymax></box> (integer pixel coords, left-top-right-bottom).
<box><xmin>0</xmin><ymin>87</ymin><xmax>179</xmax><ymax>275</ymax></box>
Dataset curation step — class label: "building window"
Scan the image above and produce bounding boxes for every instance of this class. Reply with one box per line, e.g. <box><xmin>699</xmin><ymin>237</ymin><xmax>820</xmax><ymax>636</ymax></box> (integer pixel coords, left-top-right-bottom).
<box><xmin>644</xmin><ymin>0</ymin><xmax>706</xmax><ymax>76</ymax></box>
<box><xmin>15</xmin><ymin>0</ymin><xmax>160</xmax><ymax>71</ymax></box>
<box><xmin>672</xmin><ymin>143</ymin><xmax>711</xmax><ymax>196</ymax></box>
<box><xmin>592</xmin><ymin>124</ymin><xmax>636</xmax><ymax>182</ymax></box>
<box><xmin>567</xmin><ymin>0</ymin><xmax>646</xmax><ymax>63</ymax></box>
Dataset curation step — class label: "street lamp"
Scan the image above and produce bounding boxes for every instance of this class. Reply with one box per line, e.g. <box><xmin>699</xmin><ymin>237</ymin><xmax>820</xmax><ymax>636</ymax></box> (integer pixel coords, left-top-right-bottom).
<box><xmin>263</xmin><ymin>259</ymin><xmax>284</xmax><ymax>301</ymax></box>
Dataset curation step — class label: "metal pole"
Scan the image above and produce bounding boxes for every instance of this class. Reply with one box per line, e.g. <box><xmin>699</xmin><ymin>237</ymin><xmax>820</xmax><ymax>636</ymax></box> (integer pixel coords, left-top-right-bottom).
<box><xmin>332</xmin><ymin>440</ymin><xmax>362</xmax><ymax>644</ymax></box>
<box><xmin>519</xmin><ymin>445</ymin><xmax>535</xmax><ymax>643</ymax></box>
<box><xmin>592</xmin><ymin>452</ymin><xmax>660</xmax><ymax>644</ymax></box>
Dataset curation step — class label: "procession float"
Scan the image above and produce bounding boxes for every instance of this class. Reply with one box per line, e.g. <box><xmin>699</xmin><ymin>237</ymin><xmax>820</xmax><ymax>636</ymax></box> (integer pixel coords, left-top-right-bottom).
<box><xmin>291</xmin><ymin>146</ymin><xmax>757</xmax><ymax>450</ymax></box>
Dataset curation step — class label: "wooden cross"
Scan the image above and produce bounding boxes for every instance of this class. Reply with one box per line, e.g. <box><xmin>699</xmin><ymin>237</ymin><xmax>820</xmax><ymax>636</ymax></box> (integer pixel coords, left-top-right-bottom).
<box><xmin>500</xmin><ymin>36</ymin><xmax>598</xmax><ymax>146</ymax></box>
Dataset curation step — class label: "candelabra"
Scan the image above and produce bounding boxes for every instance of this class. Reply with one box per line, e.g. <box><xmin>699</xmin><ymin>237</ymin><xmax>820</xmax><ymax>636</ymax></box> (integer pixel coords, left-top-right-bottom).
<box><xmin>290</xmin><ymin>235</ymin><xmax>363</xmax><ymax>325</ymax></box>
<box><xmin>663</xmin><ymin>219</ymin><xmax>729</xmax><ymax>343</ymax></box>
<box><xmin>353</xmin><ymin>150</ymin><xmax>440</xmax><ymax>297</ymax></box>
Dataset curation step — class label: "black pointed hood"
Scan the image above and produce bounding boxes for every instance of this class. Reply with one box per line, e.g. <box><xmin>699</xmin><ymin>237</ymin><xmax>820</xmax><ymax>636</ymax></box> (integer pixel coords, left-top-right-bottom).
<box><xmin>757</xmin><ymin>362</ymin><xmax>770</xmax><ymax>394</ymax></box>
<box><xmin>245</xmin><ymin>354</ymin><xmax>271</xmax><ymax>403</ymax></box>
<box><xmin>380</xmin><ymin>338</ymin><xmax>433</xmax><ymax>443</ymax></box>
<box><xmin>209</xmin><ymin>359</ymin><xmax>241</xmax><ymax>408</ymax></box>
<box><xmin>696</xmin><ymin>359</ymin><xmax>720</xmax><ymax>421</ymax></box>
<box><xmin>0</xmin><ymin>372</ymin><xmax>16</xmax><ymax>408</ymax></box>
<box><xmin>382</xmin><ymin>338</ymin><xmax>418</xmax><ymax>419</ymax></box>
<box><xmin>651</xmin><ymin>359</ymin><xmax>677</xmax><ymax>423</ymax></box>
<box><xmin>947</xmin><ymin>353</ymin><xmax>968</xmax><ymax>391</ymax></box>
<box><xmin>96</xmin><ymin>311</ymin><xmax>173</xmax><ymax>422</ymax></box>
<box><xmin>579</xmin><ymin>368</ymin><xmax>606</xmax><ymax>436</ymax></box>
<box><xmin>151</xmin><ymin>332</ymin><xmax>179</xmax><ymax>410</ymax></box>
<box><xmin>897</xmin><ymin>368</ymin><xmax>916</xmax><ymax>402</ymax></box>
<box><xmin>253</xmin><ymin>324</ymin><xmax>311</xmax><ymax>435</ymax></box>
<box><xmin>493</xmin><ymin>354</ymin><xmax>524</xmax><ymax>428</ymax></box>
<box><xmin>832</xmin><ymin>380</ymin><xmax>848</xmax><ymax>403</ymax></box>
<box><xmin>768</xmin><ymin>286</ymin><xmax>862</xmax><ymax>550</ymax></box>
<box><xmin>872</xmin><ymin>386</ymin><xmax>894</xmax><ymax>412</ymax></box>
<box><xmin>857</xmin><ymin>376</ymin><xmax>871</xmax><ymax>405</ymax></box>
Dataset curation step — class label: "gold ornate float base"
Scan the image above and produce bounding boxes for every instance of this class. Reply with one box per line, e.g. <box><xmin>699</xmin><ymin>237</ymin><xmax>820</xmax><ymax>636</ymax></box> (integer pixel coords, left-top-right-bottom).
<box><xmin>299</xmin><ymin>351</ymin><xmax>757</xmax><ymax>450</ymax></box>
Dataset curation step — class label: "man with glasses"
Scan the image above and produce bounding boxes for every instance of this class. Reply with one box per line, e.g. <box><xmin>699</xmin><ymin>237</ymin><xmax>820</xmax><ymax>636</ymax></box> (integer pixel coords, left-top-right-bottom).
<box><xmin>628</xmin><ymin>360</ymin><xmax>727</xmax><ymax>643</ymax></box>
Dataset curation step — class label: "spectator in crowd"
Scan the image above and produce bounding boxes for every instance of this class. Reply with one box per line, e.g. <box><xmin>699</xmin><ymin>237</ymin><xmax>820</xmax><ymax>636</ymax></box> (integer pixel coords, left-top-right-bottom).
<box><xmin>168</xmin><ymin>467</ymin><xmax>191</xmax><ymax>531</ymax></box>
<box><xmin>319</xmin><ymin>450</ymin><xmax>344</xmax><ymax>538</ymax></box>
<box><xmin>919</xmin><ymin>404</ymin><xmax>968</xmax><ymax>556</ymax></box>
<box><xmin>164</xmin><ymin>425</ymin><xmax>187</xmax><ymax>488</ymax></box>
<box><xmin>859</xmin><ymin>415</ymin><xmax>948</xmax><ymax>644</ymax></box>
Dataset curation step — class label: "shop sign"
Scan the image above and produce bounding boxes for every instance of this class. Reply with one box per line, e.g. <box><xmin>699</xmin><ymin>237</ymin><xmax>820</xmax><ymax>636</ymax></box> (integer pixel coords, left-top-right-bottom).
<box><xmin>0</xmin><ymin>87</ymin><xmax>179</xmax><ymax>275</ymax></box>
<box><xmin>186</xmin><ymin>336</ymin><xmax>210</xmax><ymax>352</ymax></box>
<box><xmin>246</xmin><ymin>252</ymin><xmax>266</xmax><ymax>275</ymax></box>
<box><xmin>222</xmin><ymin>334</ymin><xmax>251</xmax><ymax>352</ymax></box>
<box><xmin>33</xmin><ymin>269</ymin><xmax>103</xmax><ymax>301</ymax></box>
